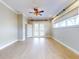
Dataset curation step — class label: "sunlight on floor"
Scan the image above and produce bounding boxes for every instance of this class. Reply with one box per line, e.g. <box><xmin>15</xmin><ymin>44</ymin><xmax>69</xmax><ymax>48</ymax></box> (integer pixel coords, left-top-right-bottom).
<box><xmin>33</xmin><ymin>38</ymin><xmax>45</xmax><ymax>45</ymax></box>
<box><xmin>40</xmin><ymin>38</ymin><xmax>45</xmax><ymax>44</ymax></box>
<box><xmin>33</xmin><ymin>38</ymin><xmax>40</xmax><ymax>45</ymax></box>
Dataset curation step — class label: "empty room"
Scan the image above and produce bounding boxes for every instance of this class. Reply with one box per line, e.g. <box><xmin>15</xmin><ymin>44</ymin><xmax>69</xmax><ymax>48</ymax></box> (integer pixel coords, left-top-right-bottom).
<box><xmin>0</xmin><ymin>0</ymin><xmax>79</xmax><ymax>59</ymax></box>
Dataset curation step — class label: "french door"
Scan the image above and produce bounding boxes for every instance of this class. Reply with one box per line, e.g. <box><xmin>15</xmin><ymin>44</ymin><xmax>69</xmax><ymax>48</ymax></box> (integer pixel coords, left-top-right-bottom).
<box><xmin>26</xmin><ymin>22</ymin><xmax>46</xmax><ymax>38</ymax></box>
<box><xmin>33</xmin><ymin>23</ymin><xmax>45</xmax><ymax>37</ymax></box>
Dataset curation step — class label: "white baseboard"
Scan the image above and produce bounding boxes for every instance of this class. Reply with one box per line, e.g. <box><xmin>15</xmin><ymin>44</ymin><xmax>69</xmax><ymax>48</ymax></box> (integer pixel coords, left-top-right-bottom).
<box><xmin>52</xmin><ymin>37</ymin><xmax>79</xmax><ymax>55</ymax></box>
<box><xmin>0</xmin><ymin>40</ymin><xmax>17</xmax><ymax>50</ymax></box>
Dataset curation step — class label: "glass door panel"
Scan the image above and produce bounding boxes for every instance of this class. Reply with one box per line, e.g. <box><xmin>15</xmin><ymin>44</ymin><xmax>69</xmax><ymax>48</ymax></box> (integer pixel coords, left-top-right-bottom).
<box><xmin>39</xmin><ymin>24</ymin><xmax>45</xmax><ymax>37</ymax></box>
<box><xmin>27</xmin><ymin>24</ymin><xmax>33</xmax><ymax>37</ymax></box>
<box><xmin>26</xmin><ymin>22</ymin><xmax>48</xmax><ymax>38</ymax></box>
<box><xmin>33</xmin><ymin>23</ymin><xmax>39</xmax><ymax>37</ymax></box>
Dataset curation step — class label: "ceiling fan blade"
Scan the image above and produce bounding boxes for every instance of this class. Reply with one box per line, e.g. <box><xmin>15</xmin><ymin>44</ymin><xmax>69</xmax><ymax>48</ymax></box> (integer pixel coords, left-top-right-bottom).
<box><xmin>29</xmin><ymin>12</ymin><xmax>33</xmax><ymax>13</ymax></box>
<box><xmin>40</xmin><ymin>10</ymin><xmax>44</xmax><ymax>13</ymax></box>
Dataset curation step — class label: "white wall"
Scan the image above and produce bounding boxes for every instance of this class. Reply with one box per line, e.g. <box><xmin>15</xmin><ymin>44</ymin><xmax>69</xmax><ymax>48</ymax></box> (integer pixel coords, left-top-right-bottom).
<box><xmin>52</xmin><ymin>1</ymin><xmax>79</xmax><ymax>54</ymax></box>
<box><xmin>0</xmin><ymin>2</ymin><xmax>17</xmax><ymax>48</ymax></box>
<box><xmin>17</xmin><ymin>14</ymin><xmax>26</xmax><ymax>41</ymax></box>
<box><xmin>53</xmin><ymin>25</ymin><xmax>79</xmax><ymax>53</ymax></box>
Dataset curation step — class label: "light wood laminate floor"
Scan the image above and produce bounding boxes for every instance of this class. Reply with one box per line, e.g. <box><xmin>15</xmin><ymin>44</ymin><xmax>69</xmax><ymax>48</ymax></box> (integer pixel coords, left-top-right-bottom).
<box><xmin>0</xmin><ymin>38</ymin><xmax>79</xmax><ymax>59</ymax></box>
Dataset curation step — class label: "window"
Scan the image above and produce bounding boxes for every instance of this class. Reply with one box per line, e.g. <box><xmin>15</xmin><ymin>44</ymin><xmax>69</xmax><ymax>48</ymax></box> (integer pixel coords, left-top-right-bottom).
<box><xmin>53</xmin><ymin>15</ymin><xmax>79</xmax><ymax>28</ymax></box>
<box><xmin>53</xmin><ymin>23</ymin><xmax>59</xmax><ymax>28</ymax></box>
<box><xmin>59</xmin><ymin>21</ymin><xmax>66</xmax><ymax>27</ymax></box>
<box><xmin>76</xmin><ymin>15</ymin><xmax>79</xmax><ymax>25</ymax></box>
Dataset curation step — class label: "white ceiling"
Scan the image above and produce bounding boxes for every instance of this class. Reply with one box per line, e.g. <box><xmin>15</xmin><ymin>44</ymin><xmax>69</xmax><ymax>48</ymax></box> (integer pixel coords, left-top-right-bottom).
<box><xmin>2</xmin><ymin>0</ymin><xmax>76</xmax><ymax>19</ymax></box>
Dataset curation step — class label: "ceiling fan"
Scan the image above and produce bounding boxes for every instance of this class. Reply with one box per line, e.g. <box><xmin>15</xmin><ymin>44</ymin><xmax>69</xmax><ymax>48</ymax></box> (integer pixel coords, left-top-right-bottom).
<box><xmin>29</xmin><ymin>8</ymin><xmax>44</xmax><ymax>16</ymax></box>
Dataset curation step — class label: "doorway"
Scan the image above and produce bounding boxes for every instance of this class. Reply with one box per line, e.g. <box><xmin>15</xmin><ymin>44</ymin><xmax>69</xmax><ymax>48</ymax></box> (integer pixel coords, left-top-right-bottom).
<box><xmin>26</xmin><ymin>21</ymin><xmax>50</xmax><ymax>38</ymax></box>
<box><xmin>33</xmin><ymin>23</ymin><xmax>45</xmax><ymax>37</ymax></box>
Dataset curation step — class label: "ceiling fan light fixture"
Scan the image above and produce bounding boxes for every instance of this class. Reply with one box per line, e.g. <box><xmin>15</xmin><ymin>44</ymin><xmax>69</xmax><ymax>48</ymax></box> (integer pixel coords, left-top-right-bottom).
<box><xmin>29</xmin><ymin>7</ymin><xmax>44</xmax><ymax>16</ymax></box>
